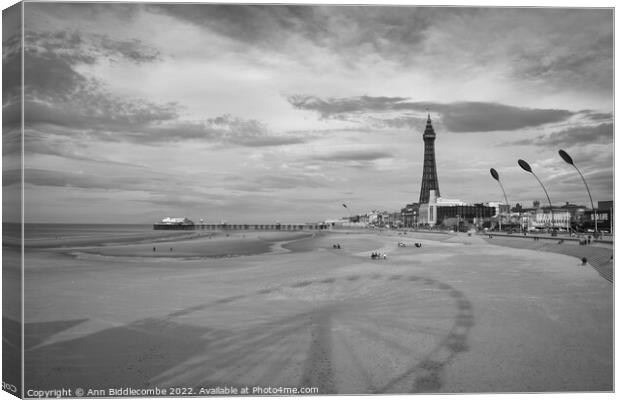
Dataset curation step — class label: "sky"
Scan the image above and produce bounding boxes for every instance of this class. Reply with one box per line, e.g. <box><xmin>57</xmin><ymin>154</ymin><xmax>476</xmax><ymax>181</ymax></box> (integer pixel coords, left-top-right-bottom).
<box><xmin>2</xmin><ymin>2</ymin><xmax>614</xmax><ymax>224</ymax></box>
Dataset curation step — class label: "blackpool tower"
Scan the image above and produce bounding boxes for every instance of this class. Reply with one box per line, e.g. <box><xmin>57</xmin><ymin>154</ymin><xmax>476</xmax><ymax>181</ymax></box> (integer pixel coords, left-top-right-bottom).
<box><xmin>418</xmin><ymin>114</ymin><xmax>440</xmax><ymax>204</ymax></box>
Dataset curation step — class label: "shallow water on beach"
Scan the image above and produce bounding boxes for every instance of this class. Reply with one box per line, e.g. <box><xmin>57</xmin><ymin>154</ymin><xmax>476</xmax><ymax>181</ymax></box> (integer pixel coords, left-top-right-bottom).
<box><xmin>23</xmin><ymin>223</ymin><xmax>153</xmax><ymax>240</ymax></box>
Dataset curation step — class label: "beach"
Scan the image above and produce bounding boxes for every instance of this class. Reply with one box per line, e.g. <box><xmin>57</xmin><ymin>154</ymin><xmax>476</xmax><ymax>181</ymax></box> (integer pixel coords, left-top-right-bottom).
<box><xmin>22</xmin><ymin>228</ymin><xmax>612</xmax><ymax>394</ymax></box>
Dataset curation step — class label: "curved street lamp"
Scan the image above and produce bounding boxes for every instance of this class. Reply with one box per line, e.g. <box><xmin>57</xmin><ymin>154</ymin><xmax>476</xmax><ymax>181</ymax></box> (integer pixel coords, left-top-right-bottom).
<box><xmin>518</xmin><ymin>159</ymin><xmax>555</xmax><ymax>232</ymax></box>
<box><xmin>490</xmin><ymin>168</ymin><xmax>510</xmax><ymax>231</ymax></box>
<box><xmin>559</xmin><ymin>149</ymin><xmax>597</xmax><ymax>234</ymax></box>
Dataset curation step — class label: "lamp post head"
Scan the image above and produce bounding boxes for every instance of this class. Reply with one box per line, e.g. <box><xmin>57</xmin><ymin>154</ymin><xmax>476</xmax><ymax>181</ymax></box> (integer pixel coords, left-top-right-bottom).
<box><xmin>558</xmin><ymin>149</ymin><xmax>574</xmax><ymax>165</ymax></box>
<box><xmin>518</xmin><ymin>159</ymin><xmax>532</xmax><ymax>173</ymax></box>
<box><xmin>490</xmin><ymin>168</ymin><xmax>500</xmax><ymax>181</ymax></box>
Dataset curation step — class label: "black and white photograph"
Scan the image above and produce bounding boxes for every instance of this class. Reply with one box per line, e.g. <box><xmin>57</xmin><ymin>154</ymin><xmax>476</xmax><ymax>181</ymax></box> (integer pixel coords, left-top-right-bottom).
<box><xmin>2</xmin><ymin>1</ymin><xmax>615</xmax><ymax>398</ymax></box>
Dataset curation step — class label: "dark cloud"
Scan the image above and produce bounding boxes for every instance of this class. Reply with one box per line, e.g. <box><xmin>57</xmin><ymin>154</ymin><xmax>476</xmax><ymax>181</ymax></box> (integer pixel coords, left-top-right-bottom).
<box><xmin>23</xmin><ymin>30</ymin><xmax>160</xmax><ymax>102</ymax></box>
<box><xmin>288</xmin><ymin>95</ymin><xmax>574</xmax><ymax>132</ymax></box>
<box><xmin>288</xmin><ymin>95</ymin><xmax>409</xmax><ymax>118</ymax></box>
<box><xmin>97</xmin><ymin>35</ymin><xmax>161</xmax><ymax>64</ymax></box>
<box><xmin>579</xmin><ymin>110</ymin><xmax>613</xmax><ymax>122</ymax></box>
<box><xmin>3</xmin><ymin>30</ymin><xmax>23</xmax><ymax>104</ymax></box>
<box><xmin>26</xmin><ymin>3</ymin><xmax>142</xmax><ymax>26</ymax></box>
<box><xmin>148</xmin><ymin>5</ymin><xmax>440</xmax><ymax>62</ymax></box>
<box><xmin>508</xmin><ymin>123</ymin><xmax>613</xmax><ymax>147</ymax></box>
<box><xmin>19</xmin><ymin>28</ymin><xmax>175</xmax><ymax>143</ymax></box>
<box><xmin>25</xmin><ymin>99</ymin><xmax>179</xmax><ymax>133</ymax></box>
<box><xmin>437</xmin><ymin>102</ymin><xmax>573</xmax><ymax>132</ymax></box>
<box><xmin>149</xmin><ymin>5</ymin><xmax>325</xmax><ymax>48</ymax></box>
<box><xmin>313</xmin><ymin>150</ymin><xmax>392</xmax><ymax>162</ymax></box>
<box><xmin>512</xmin><ymin>30</ymin><xmax>612</xmax><ymax>93</ymax></box>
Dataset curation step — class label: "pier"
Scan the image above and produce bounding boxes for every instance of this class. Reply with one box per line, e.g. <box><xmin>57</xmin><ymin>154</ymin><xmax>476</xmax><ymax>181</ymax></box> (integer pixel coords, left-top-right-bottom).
<box><xmin>153</xmin><ymin>222</ymin><xmax>331</xmax><ymax>231</ymax></box>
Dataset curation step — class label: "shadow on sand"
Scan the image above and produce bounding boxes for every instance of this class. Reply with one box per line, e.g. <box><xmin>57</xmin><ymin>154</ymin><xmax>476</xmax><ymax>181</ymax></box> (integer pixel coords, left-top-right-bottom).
<box><xmin>25</xmin><ymin>274</ymin><xmax>474</xmax><ymax>394</ymax></box>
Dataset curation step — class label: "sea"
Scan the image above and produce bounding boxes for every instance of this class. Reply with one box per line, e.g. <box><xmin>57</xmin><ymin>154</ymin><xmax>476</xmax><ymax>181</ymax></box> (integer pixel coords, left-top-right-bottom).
<box><xmin>4</xmin><ymin>223</ymin><xmax>153</xmax><ymax>240</ymax></box>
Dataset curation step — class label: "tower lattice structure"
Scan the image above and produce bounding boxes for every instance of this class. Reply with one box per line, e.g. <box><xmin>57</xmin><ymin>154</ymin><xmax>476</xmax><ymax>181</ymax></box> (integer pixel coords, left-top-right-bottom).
<box><xmin>419</xmin><ymin>114</ymin><xmax>440</xmax><ymax>204</ymax></box>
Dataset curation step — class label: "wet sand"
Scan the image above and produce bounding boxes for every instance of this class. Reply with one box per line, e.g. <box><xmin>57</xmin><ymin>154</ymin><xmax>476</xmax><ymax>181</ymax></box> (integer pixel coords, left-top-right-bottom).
<box><xmin>23</xmin><ymin>230</ymin><xmax>200</xmax><ymax>249</ymax></box>
<box><xmin>23</xmin><ymin>230</ymin><xmax>612</xmax><ymax>394</ymax></box>
<box><xmin>65</xmin><ymin>231</ymin><xmax>313</xmax><ymax>259</ymax></box>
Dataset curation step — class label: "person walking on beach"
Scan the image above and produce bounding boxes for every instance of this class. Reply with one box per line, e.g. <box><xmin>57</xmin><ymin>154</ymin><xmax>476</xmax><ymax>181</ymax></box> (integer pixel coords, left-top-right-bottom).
<box><xmin>153</xmin><ymin>246</ymin><xmax>156</xmax><ymax>252</ymax></box>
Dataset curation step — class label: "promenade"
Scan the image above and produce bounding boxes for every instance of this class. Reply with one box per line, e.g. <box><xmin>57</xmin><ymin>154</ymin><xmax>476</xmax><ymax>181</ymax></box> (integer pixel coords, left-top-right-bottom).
<box><xmin>481</xmin><ymin>232</ymin><xmax>613</xmax><ymax>282</ymax></box>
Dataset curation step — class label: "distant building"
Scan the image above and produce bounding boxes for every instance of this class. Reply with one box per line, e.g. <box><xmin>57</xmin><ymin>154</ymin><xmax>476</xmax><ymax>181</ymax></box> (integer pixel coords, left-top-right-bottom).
<box><xmin>401</xmin><ymin>203</ymin><xmax>418</xmax><ymax>227</ymax></box>
<box><xmin>418</xmin><ymin>190</ymin><xmax>495</xmax><ymax>227</ymax></box>
<box><xmin>160</xmin><ymin>217</ymin><xmax>194</xmax><ymax>225</ymax></box>
<box><xmin>487</xmin><ymin>201</ymin><xmax>510</xmax><ymax>217</ymax></box>
<box><xmin>154</xmin><ymin>217</ymin><xmax>195</xmax><ymax>230</ymax></box>
<box><xmin>581</xmin><ymin>209</ymin><xmax>613</xmax><ymax>232</ymax></box>
<box><xmin>531</xmin><ymin>210</ymin><xmax>572</xmax><ymax>230</ymax></box>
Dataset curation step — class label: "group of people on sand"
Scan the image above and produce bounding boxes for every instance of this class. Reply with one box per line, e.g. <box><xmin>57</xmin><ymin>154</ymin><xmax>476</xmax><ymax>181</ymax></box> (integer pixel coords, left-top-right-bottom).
<box><xmin>371</xmin><ymin>251</ymin><xmax>387</xmax><ymax>260</ymax></box>
<box><xmin>332</xmin><ymin>243</ymin><xmax>341</xmax><ymax>249</ymax></box>
<box><xmin>398</xmin><ymin>242</ymin><xmax>423</xmax><ymax>248</ymax></box>
<box><xmin>578</xmin><ymin>236</ymin><xmax>593</xmax><ymax>245</ymax></box>
<box><xmin>153</xmin><ymin>246</ymin><xmax>174</xmax><ymax>252</ymax></box>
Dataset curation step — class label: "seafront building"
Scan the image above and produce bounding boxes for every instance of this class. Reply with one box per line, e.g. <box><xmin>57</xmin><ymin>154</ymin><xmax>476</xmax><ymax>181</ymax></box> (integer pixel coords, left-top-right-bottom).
<box><xmin>500</xmin><ymin>200</ymin><xmax>613</xmax><ymax>233</ymax></box>
<box><xmin>417</xmin><ymin>190</ymin><xmax>495</xmax><ymax>228</ymax></box>
<box><xmin>153</xmin><ymin>217</ymin><xmax>195</xmax><ymax>229</ymax></box>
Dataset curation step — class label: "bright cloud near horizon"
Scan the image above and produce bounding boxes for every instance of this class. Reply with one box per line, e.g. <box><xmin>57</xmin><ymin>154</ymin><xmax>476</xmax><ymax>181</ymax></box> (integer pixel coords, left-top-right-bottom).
<box><xmin>3</xmin><ymin>4</ymin><xmax>614</xmax><ymax>224</ymax></box>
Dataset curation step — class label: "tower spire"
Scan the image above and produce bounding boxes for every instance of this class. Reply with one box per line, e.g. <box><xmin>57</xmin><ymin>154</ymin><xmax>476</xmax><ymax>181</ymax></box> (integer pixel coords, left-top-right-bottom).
<box><xmin>419</xmin><ymin>113</ymin><xmax>440</xmax><ymax>204</ymax></box>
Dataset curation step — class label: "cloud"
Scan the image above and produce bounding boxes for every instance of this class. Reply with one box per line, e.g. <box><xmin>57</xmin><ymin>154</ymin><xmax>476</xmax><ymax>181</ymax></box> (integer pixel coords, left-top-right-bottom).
<box><xmin>2</xmin><ymin>32</ymin><xmax>23</xmax><ymax>104</ymax></box>
<box><xmin>14</xmin><ymin>168</ymin><xmax>157</xmax><ymax>190</ymax></box>
<box><xmin>23</xmin><ymin>30</ymin><xmax>161</xmax><ymax>100</ymax></box>
<box><xmin>97</xmin><ymin>35</ymin><xmax>161</xmax><ymax>64</ymax></box>
<box><xmin>19</xmin><ymin>29</ymin><xmax>305</xmax><ymax>148</ymax></box>
<box><xmin>27</xmin><ymin>30</ymin><xmax>161</xmax><ymax>65</ymax></box>
<box><xmin>227</xmin><ymin>173</ymin><xmax>328</xmax><ymax>192</ymax></box>
<box><xmin>25</xmin><ymin>104</ymin><xmax>307</xmax><ymax>146</ymax></box>
<box><xmin>253</xmin><ymin>174</ymin><xmax>326</xmax><ymax>190</ymax></box>
<box><xmin>508</xmin><ymin>123</ymin><xmax>613</xmax><ymax>147</ymax></box>
<box><xmin>25</xmin><ymin>99</ymin><xmax>179</xmax><ymax>132</ymax></box>
<box><xmin>435</xmin><ymin>102</ymin><xmax>574</xmax><ymax>132</ymax></box>
<box><xmin>288</xmin><ymin>95</ymin><xmax>409</xmax><ymax>118</ymax></box>
<box><xmin>207</xmin><ymin>115</ymin><xmax>307</xmax><ymax>147</ymax></box>
<box><xmin>510</xmin><ymin>23</ymin><xmax>612</xmax><ymax>93</ymax></box>
<box><xmin>313</xmin><ymin>150</ymin><xmax>393</xmax><ymax>162</ymax></box>
<box><xmin>288</xmin><ymin>95</ymin><xmax>574</xmax><ymax>132</ymax></box>
<box><xmin>579</xmin><ymin>110</ymin><xmax>613</xmax><ymax>122</ymax></box>
<box><xmin>20</xmin><ymin>29</ymin><xmax>182</xmax><ymax>141</ymax></box>
<box><xmin>419</xmin><ymin>8</ymin><xmax>612</xmax><ymax>95</ymax></box>
<box><xmin>148</xmin><ymin>5</ymin><xmax>438</xmax><ymax>62</ymax></box>
<box><xmin>2</xmin><ymin>169</ymin><xmax>20</xmax><ymax>187</ymax></box>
